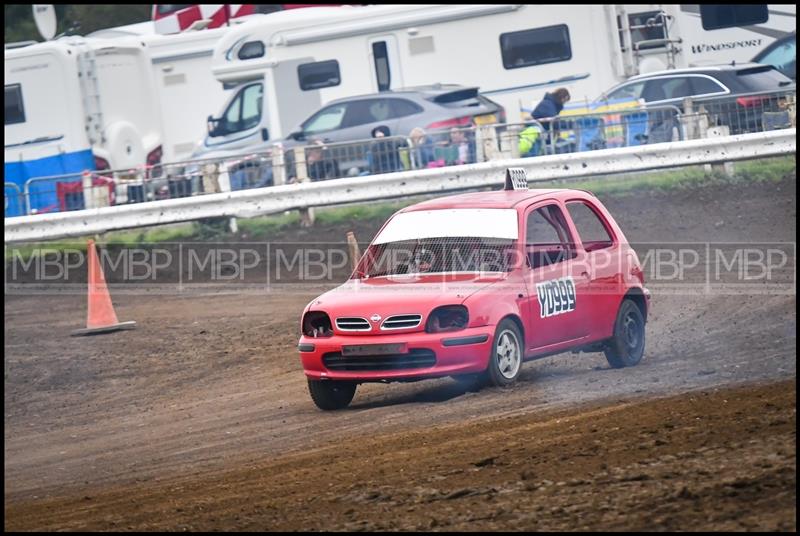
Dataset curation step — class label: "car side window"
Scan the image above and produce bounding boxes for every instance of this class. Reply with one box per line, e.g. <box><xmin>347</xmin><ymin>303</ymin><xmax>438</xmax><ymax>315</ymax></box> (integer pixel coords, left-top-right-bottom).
<box><xmin>659</xmin><ymin>77</ymin><xmax>693</xmax><ymax>100</ymax></box>
<box><xmin>239</xmin><ymin>84</ymin><xmax>263</xmax><ymax>131</ymax></box>
<box><xmin>303</xmin><ymin>104</ymin><xmax>347</xmax><ymax>134</ymax></box>
<box><xmin>525</xmin><ymin>204</ymin><xmax>576</xmax><ymax>269</ymax></box>
<box><xmin>566</xmin><ymin>201</ymin><xmax>615</xmax><ymax>252</ymax></box>
<box><xmin>689</xmin><ymin>76</ymin><xmax>728</xmax><ymax>96</ymax></box>
<box><xmin>642</xmin><ymin>79</ymin><xmax>669</xmax><ymax>102</ymax></box>
<box><xmin>341</xmin><ymin>99</ymin><xmax>385</xmax><ymax>128</ymax></box>
<box><xmin>390</xmin><ymin>98</ymin><xmax>423</xmax><ymax>118</ymax></box>
<box><xmin>607</xmin><ymin>81</ymin><xmax>645</xmax><ymax>101</ymax></box>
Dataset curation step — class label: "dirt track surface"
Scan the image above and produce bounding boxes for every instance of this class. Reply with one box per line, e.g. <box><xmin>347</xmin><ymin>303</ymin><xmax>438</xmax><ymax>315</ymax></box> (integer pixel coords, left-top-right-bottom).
<box><xmin>4</xmin><ymin>172</ymin><xmax>797</xmax><ymax>530</ymax></box>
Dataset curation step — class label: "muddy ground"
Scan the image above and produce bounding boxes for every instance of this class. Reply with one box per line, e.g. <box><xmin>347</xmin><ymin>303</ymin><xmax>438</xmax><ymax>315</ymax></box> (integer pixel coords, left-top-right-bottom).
<box><xmin>4</xmin><ymin>171</ymin><xmax>797</xmax><ymax>530</ymax></box>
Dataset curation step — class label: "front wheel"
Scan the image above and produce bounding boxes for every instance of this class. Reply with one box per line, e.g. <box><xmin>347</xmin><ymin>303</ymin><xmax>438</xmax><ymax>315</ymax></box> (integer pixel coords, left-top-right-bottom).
<box><xmin>486</xmin><ymin>319</ymin><xmax>523</xmax><ymax>387</ymax></box>
<box><xmin>307</xmin><ymin>379</ymin><xmax>357</xmax><ymax>410</ymax></box>
<box><xmin>604</xmin><ymin>299</ymin><xmax>646</xmax><ymax>368</ymax></box>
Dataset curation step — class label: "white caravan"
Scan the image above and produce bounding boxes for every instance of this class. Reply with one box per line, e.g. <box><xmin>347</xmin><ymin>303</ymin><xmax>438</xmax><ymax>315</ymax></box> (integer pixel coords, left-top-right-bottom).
<box><xmin>91</xmin><ymin>22</ymin><xmax>242</xmax><ymax>162</ymax></box>
<box><xmin>5</xmin><ymin>16</ymin><xmax>256</xmax><ymax>206</ymax></box>
<box><xmin>5</xmin><ymin>37</ymin><xmax>161</xmax><ymax>204</ymax></box>
<box><xmin>200</xmin><ymin>3</ymin><xmax>796</xmax><ymax>157</ymax></box>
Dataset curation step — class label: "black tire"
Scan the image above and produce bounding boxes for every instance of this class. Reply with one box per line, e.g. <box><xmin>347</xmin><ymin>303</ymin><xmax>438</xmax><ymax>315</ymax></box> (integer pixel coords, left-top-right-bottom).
<box><xmin>486</xmin><ymin>318</ymin><xmax>524</xmax><ymax>387</ymax></box>
<box><xmin>307</xmin><ymin>379</ymin><xmax>357</xmax><ymax>410</ymax></box>
<box><xmin>604</xmin><ymin>299</ymin><xmax>646</xmax><ymax>369</ymax></box>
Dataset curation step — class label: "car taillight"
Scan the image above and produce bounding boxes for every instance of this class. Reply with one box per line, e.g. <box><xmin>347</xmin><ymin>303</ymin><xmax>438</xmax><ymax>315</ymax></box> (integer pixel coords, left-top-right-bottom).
<box><xmin>303</xmin><ymin>311</ymin><xmax>333</xmax><ymax>338</ymax></box>
<box><xmin>426</xmin><ymin>305</ymin><xmax>468</xmax><ymax>333</ymax></box>
<box><xmin>426</xmin><ymin>116</ymin><xmax>473</xmax><ymax>130</ymax></box>
<box><xmin>94</xmin><ymin>155</ymin><xmax>110</xmax><ymax>171</ymax></box>
<box><xmin>147</xmin><ymin>145</ymin><xmax>163</xmax><ymax>167</ymax></box>
<box><xmin>736</xmin><ymin>96</ymin><xmax>765</xmax><ymax>108</ymax></box>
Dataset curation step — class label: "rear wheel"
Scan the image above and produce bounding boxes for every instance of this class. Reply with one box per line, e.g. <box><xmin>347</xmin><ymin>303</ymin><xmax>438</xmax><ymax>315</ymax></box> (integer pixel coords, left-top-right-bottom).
<box><xmin>604</xmin><ymin>299</ymin><xmax>646</xmax><ymax>368</ymax></box>
<box><xmin>307</xmin><ymin>379</ymin><xmax>357</xmax><ymax>410</ymax></box>
<box><xmin>486</xmin><ymin>319</ymin><xmax>523</xmax><ymax>387</ymax></box>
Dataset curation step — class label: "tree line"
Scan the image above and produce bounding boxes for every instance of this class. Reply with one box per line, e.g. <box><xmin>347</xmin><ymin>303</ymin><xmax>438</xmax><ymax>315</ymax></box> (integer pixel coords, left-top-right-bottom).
<box><xmin>5</xmin><ymin>4</ymin><xmax>151</xmax><ymax>43</ymax></box>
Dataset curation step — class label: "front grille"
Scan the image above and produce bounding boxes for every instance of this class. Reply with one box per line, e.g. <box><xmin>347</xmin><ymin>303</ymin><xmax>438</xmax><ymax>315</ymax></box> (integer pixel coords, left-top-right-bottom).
<box><xmin>335</xmin><ymin>317</ymin><xmax>371</xmax><ymax>331</ymax></box>
<box><xmin>322</xmin><ymin>349</ymin><xmax>436</xmax><ymax>371</ymax></box>
<box><xmin>381</xmin><ymin>314</ymin><xmax>422</xmax><ymax>330</ymax></box>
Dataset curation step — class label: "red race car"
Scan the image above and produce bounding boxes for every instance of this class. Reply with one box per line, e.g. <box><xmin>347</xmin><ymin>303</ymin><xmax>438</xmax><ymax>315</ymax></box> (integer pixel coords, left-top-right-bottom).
<box><xmin>298</xmin><ymin>168</ymin><xmax>651</xmax><ymax>410</ymax></box>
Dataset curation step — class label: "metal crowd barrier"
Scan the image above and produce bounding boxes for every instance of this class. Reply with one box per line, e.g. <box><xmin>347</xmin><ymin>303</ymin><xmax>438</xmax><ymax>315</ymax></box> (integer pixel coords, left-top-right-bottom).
<box><xmin>5</xmin><ymin>88</ymin><xmax>794</xmax><ymax>218</ymax></box>
<box><xmin>681</xmin><ymin>88</ymin><xmax>796</xmax><ymax>138</ymax></box>
<box><xmin>4</xmin><ymin>182</ymin><xmax>24</xmax><ymax>218</ymax></box>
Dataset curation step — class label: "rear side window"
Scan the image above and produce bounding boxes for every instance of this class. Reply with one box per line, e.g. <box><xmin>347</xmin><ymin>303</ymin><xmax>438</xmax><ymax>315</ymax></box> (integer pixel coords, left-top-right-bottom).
<box><xmin>298</xmin><ymin>60</ymin><xmax>341</xmax><ymax>91</ymax></box>
<box><xmin>648</xmin><ymin>77</ymin><xmax>694</xmax><ymax>100</ymax></box>
<box><xmin>500</xmin><ymin>24</ymin><xmax>572</xmax><ymax>70</ymax></box>
<box><xmin>700</xmin><ymin>5</ymin><xmax>768</xmax><ymax>31</ymax></box>
<box><xmin>566</xmin><ymin>201</ymin><xmax>614</xmax><ymax>252</ymax></box>
<box><xmin>525</xmin><ymin>204</ymin><xmax>576</xmax><ymax>268</ymax></box>
<box><xmin>5</xmin><ymin>84</ymin><xmax>25</xmax><ymax>125</ymax></box>
<box><xmin>340</xmin><ymin>99</ymin><xmax>395</xmax><ymax>127</ymax></box>
<box><xmin>390</xmin><ymin>98</ymin><xmax>423</xmax><ymax>118</ymax></box>
<box><xmin>689</xmin><ymin>76</ymin><xmax>728</xmax><ymax>95</ymax></box>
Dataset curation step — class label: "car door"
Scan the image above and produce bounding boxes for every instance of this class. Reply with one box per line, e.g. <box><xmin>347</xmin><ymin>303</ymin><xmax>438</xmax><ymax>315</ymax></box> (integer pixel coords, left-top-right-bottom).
<box><xmin>564</xmin><ymin>198</ymin><xmax>623</xmax><ymax>340</ymax></box>
<box><xmin>522</xmin><ymin>201</ymin><xmax>590</xmax><ymax>351</ymax></box>
<box><xmin>300</xmin><ymin>102</ymin><xmax>349</xmax><ymax>141</ymax></box>
<box><xmin>391</xmin><ymin>98</ymin><xmax>426</xmax><ymax>135</ymax></box>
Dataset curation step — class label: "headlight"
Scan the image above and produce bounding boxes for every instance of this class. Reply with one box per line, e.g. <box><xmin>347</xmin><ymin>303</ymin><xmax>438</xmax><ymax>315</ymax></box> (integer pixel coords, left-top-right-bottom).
<box><xmin>302</xmin><ymin>311</ymin><xmax>333</xmax><ymax>337</ymax></box>
<box><xmin>426</xmin><ymin>305</ymin><xmax>468</xmax><ymax>333</ymax></box>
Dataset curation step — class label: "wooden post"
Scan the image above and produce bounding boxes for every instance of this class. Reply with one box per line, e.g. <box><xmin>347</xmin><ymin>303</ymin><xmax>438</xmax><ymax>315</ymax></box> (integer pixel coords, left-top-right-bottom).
<box><xmin>346</xmin><ymin>231</ymin><xmax>361</xmax><ymax>273</ymax></box>
<box><xmin>294</xmin><ymin>146</ymin><xmax>315</xmax><ymax>227</ymax></box>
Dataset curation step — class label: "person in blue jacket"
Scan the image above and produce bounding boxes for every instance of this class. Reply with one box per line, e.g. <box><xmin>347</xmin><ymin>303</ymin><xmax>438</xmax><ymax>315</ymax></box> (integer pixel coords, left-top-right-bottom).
<box><xmin>531</xmin><ymin>87</ymin><xmax>571</xmax><ymax>131</ymax></box>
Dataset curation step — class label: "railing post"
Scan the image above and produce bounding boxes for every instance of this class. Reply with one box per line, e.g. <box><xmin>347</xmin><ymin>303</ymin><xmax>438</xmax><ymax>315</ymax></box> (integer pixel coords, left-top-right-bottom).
<box><xmin>478</xmin><ymin>125</ymin><xmax>499</xmax><ymax>162</ymax></box>
<box><xmin>704</xmin><ymin>125</ymin><xmax>734</xmax><ymax>177</ymax></box>
<box><xmin>82</xmin><ymin>170</ymin><xmax>95</xmax><ymax>210</ymax></box>
<box><xmin>217</xmin><ymin>161</ymin><xmax>238</xmax><ymax>233</ymax></box>
<box><xmin>293</xmin><ymin>146</ymin><xmax>315</xmax><ymax>227</ymax></box>
<box><xmin>681</xmin><ymin>96</ymin><xmax>696</xmax><ymax>140</ymax></box>
<box><xmin>272</xmin><ymin>148</ymin><xmax>286</xmax><ymax>186</ymax></box>
<box><xmin>499</xmin><ymin>124</ymin><xmax>522</xmax><ymax>159</ymax></box>
<box><xmin>202</xmin><ymin>162</ymin><xmax>221</xmax><ymax>194</ymax></box>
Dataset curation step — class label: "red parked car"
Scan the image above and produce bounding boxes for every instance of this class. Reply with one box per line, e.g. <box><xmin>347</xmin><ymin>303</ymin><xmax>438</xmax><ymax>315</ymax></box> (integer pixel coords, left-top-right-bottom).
<box><xmin>299</xmin><ymin>169</ymin><xmax>651</xmax><ymax>410</ymax></box>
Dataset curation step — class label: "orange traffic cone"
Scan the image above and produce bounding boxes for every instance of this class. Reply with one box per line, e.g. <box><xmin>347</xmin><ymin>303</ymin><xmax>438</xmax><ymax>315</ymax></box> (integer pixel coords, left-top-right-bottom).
<box><xmin>71</xmin><ymin>239</ymin><xmax>137</xmax><ymax>336</ymax></box>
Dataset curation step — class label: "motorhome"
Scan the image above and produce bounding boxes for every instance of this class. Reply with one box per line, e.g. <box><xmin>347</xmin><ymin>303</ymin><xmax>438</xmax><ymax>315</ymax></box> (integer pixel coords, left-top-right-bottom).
<box><xmin>5</xmin><ymin>19</ymin><xmax>253</xmax><ymax>216</ymax></box>
<box><xmin>200</xmin><ymin>3</ymin><xmax>795</xmax><ymax>157</ymax></box>
<box><xmin>5</xmin><ymin>36</ymin><xmax>162</xmax><ymax>214</ymax></box>
<box><xmin>94</xmin><ymin>23</ymin><xmax>241</xmax><ymax>162</ymax></box>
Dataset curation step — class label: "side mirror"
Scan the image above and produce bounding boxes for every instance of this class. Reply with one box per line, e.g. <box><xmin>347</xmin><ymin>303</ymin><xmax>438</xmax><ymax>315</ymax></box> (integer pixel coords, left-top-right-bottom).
<box><xmin>261</xmin><ymin>128</ymin><xmax>269</xmax><ymax>141</ymax></box>
<box><xmin>207</xmin><ymin>115</ymin><xmax>221</xmax><ymax>137</ymax></box>
<box><xmin>289</xmin><ymin>130</ymin><xmax>305</xmax><ymax>141</ymax></box>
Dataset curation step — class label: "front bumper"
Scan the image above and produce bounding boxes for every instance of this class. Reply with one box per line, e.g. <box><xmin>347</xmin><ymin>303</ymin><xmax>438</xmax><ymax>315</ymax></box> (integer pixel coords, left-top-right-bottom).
<box><xmin>299</xmin><ymin>326</ymin><xmax>494</xmax><ymax>381</ymax></box>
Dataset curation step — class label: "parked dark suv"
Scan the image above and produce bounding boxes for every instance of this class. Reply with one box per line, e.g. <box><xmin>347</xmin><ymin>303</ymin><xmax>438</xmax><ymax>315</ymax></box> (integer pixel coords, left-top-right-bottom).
<box><xmin>596</xmin><ymin>63</ymin><xmax>795</xmax><ymax>136</ymax></box>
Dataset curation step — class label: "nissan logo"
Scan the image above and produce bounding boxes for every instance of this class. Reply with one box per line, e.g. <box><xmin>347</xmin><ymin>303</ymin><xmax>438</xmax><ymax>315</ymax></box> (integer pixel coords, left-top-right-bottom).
<box><xmin>370</xmin><ymin>314</ymin><xmax>382</xmax><ymax>323</ymax></box>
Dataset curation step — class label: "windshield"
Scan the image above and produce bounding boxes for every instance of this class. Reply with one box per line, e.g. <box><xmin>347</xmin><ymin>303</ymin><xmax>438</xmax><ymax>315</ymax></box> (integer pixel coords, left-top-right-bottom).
<box><xmin>359</xmin><ymin>237</ymin><xmax>518</xmax><ymax>278</ymax></box>
<box><xmin>360</xmin><ymin>208</ymin><xmax>520</xmax><ymax>277</ymax></box>
<box><xmin>211</xmin><ymin>83</ymin><xmax>263</xmax><ymax>137</ymax></box>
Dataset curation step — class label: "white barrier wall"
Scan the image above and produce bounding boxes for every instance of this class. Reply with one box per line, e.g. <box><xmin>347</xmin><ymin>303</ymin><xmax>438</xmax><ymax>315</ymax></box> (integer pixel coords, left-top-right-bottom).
<box><xmin>4</xmin><ymin>129</ymin><xmax>796</xmax><ymax>244</ymax></box>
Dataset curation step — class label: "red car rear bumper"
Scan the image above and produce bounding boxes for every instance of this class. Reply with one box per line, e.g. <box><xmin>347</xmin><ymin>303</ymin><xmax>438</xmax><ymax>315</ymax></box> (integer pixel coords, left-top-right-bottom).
<box><xmin>299</xmin><ymin>326</ymin><xmax>494</xmax><ymax>381</ymax></box>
